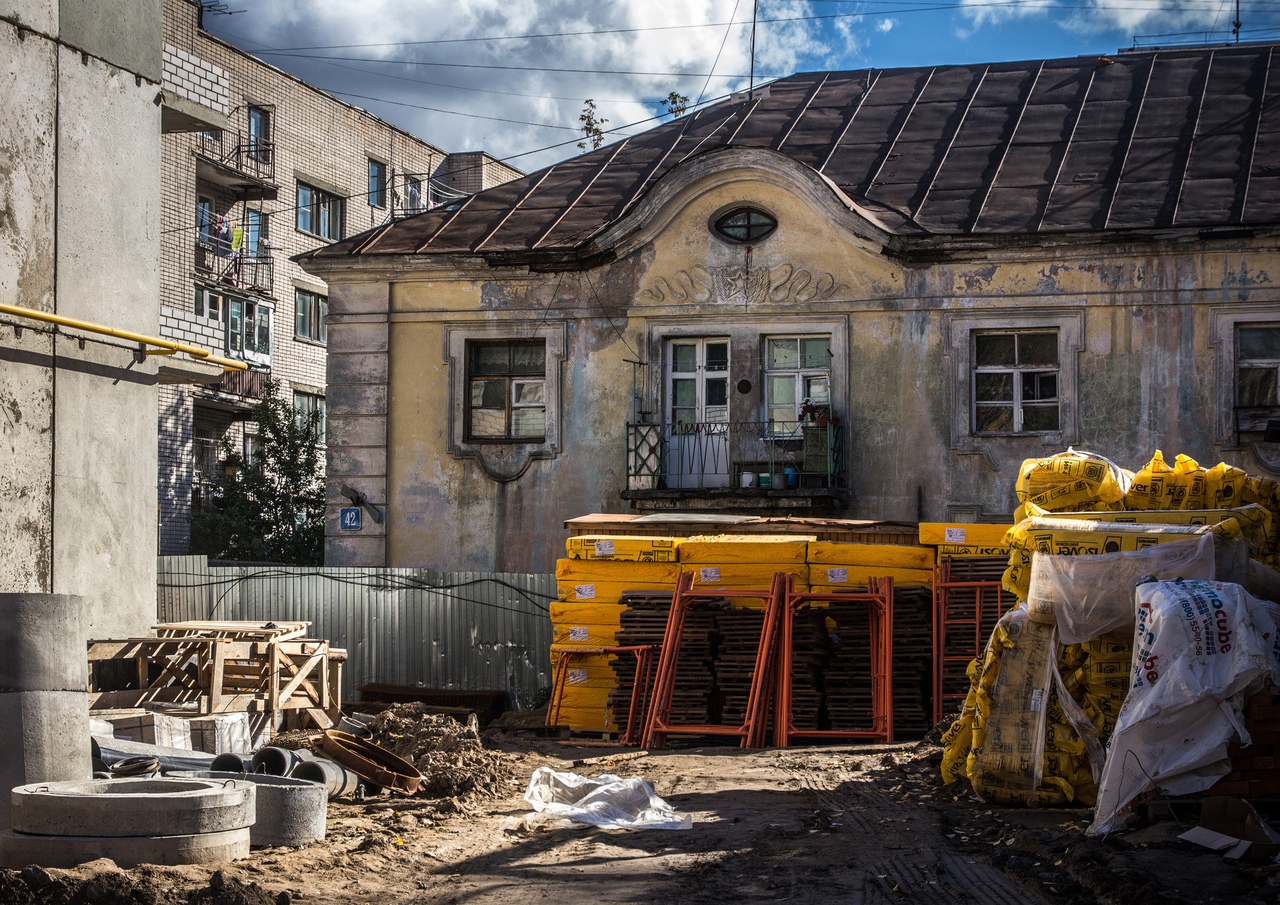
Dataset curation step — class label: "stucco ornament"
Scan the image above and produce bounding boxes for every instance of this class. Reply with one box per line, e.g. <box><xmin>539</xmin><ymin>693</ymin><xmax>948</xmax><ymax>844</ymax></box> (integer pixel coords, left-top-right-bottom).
<box><xmin>640</xmin><ymin>262</ymin><xmax>846</xmax><ymax>307</ymax></box>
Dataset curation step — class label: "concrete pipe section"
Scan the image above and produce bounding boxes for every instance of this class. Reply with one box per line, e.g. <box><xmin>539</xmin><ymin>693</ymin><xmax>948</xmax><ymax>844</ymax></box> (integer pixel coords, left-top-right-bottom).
<box><xmin>172</xmin><ymin>771</ymin><xmax>327</xmax><ymax>847</ymax></box>
<box><xmin>0</xmin><ymin>593</ymin><xmax>91</xmax><ymax>829</ymax></box>
<box><xmin>0</xmin><ymin>777</ymin><xmax>255</xmax><ymax>868</ymax></box>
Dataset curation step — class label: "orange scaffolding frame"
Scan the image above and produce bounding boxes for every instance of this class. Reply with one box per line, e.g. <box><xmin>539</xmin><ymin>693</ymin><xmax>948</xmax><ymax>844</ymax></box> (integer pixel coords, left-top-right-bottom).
<box><xmin>931</xmin><ymin>559</ymin><xmax>1012</xmax><ymax>723</ymax></box>
<box><xmin>641</xmin><ymin>571</ymin><xmax>785</xmax><ymax>750</ymax></box>
<box><xmin>774</xmin><ymin>574</ymin><xmax>895</xmax><ymax>747</ymax></box>
<box><xmin>547</xmin><ymin>644</ymin><xmax>658</xmax><ymax>746</ymax></box>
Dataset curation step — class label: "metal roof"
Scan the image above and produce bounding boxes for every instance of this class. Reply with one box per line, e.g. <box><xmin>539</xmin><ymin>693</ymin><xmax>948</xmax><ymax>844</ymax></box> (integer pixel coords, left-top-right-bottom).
<box><xmin>309</xmin><ymin>43</ymin><xmax>1280</xmax><ymax>262</ymax></box>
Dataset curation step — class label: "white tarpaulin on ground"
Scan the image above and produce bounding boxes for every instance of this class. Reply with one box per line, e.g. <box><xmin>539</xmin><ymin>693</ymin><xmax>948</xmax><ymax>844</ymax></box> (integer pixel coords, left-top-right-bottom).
<box><xmin>523</xmin><ymin>767</ymin><xmax>692</xmax><ymax>830</ymax></box>
<box><xmin>1090</xmin><ymin>580</ymin><xmax>1278</xmax><ymax>834</ymax></box>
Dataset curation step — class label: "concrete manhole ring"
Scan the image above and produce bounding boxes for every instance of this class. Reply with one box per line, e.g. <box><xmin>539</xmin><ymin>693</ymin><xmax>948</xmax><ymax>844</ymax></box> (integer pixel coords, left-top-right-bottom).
<box><xmin>0</xmin><ymin>826</ymin><xmax>250</xmax><ymax>869</ymax></box>
<box><xmin>11</xmin><ymin>777</ymin><xmax>256</xmax><ymax>838</ymax></box>
<box><xmin>170</xmin><ymin>771</ymin><xmax>327</xmax><ymax>847</ymax></box>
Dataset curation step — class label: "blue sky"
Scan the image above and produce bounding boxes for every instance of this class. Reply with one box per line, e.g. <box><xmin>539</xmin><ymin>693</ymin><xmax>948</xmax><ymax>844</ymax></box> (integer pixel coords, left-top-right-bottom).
<box><xmin>205</xmin><ymin>0</ymin><xmax>1280</xmax><ymax>172</ymax></box>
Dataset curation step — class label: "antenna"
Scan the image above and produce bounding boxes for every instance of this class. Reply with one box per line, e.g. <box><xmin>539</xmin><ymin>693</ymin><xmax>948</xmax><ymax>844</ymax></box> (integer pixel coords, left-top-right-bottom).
<box><xmin>1232</xmin><ymin>0</ymin><xmax>1242</xmax><ymax>42</ymax></box>
<box><xmin>749</xmin><ymin>0</ymin><xmax>758</xmax><ymax>95</ymax></box>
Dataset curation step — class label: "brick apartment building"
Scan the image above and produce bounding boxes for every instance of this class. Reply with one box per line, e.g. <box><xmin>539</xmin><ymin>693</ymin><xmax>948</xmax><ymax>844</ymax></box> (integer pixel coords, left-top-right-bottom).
<box><xmin>157</xmin><ymin>0</ymin><xmax>520</xmax><ymax>555</ymax></box>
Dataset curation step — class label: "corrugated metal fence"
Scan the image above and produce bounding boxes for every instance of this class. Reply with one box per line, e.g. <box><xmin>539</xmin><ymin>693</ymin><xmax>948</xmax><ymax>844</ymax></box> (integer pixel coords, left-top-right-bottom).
<box><xmin>157</xmin><ymin>556</ymin><xmax>555</xmax><ymax>709</ymax></box>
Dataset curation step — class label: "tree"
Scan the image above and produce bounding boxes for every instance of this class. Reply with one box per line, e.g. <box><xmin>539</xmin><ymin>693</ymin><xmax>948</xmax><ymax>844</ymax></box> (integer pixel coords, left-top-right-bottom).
<box><xmin>663</xmin><ymin>91</ymin><xmax>689</xmax><ymax>118</ymax></box>
<box><xmin>190</xmin><ymin>379</ymin><xmax>325</xmax><ymax>565</ymax></box>
<box><xmin>577</xmin><ymin>99</ymin><xmax>609</xmax><ymax>151</ymax></box>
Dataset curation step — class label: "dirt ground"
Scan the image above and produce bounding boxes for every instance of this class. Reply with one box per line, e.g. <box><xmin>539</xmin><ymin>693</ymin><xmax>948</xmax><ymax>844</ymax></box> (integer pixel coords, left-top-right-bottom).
<box><xmin>6</xmin><ymin>714</ymin><xmax>1280</xmax><ymax>905</ymax></box>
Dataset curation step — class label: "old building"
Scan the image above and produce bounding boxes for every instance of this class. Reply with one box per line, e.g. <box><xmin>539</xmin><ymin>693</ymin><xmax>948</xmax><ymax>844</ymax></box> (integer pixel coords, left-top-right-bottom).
<box><xmin>300</xmin><ymin>43</ymin><xmax>1280</xmax><ymax>574</ymax></box>
<box><xmin>157</xmin><ymin>0</ymin><xmax>519</xmax><ymax>555</ymax></box>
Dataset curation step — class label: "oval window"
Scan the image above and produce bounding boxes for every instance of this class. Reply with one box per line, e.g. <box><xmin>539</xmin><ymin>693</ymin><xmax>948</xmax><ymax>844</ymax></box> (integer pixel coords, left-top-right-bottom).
<box><xmin>713</xmin><ymin>207</ymin><xmax>777</xmax><ymax>243</ymax></box>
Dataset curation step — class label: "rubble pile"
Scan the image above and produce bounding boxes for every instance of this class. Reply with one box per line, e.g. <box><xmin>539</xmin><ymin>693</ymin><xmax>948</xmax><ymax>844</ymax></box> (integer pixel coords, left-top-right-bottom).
<box><xmin>366</xmin><ymin>704</ymin><xmax>515</xmax><ymax>800</ymax></box>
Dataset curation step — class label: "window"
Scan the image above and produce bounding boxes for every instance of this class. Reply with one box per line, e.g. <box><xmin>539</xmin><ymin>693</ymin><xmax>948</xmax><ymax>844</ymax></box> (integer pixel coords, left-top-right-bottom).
<box><xmin>244</xmin><ymin>210</ymin><xmax>267</xmax><ymax>256</ymax></box>
<box><xmin>196</xmin><ymin>196</ymin><xmax>214</xmax><ymax>244</ymax></box>
<box><xmin>294</xmin><ymin>392</ymin><xmax>326</xmax><ymax>444</ymax></box>
<box><xmin>247</xmin><ymin>106</ymin><xmax>271</xmax><ymax>162</ymax></box>
<box><xmin>466</xmin><ymin>340</ymin><xmax>546</xmax><ymax>441</ymax></box>
<box><xmin>226</xmin><ymin>296</ymin><xmax>272</xmax><ymax>366</ymax></box>
<box><xmin>295</xmin><ymin>288</ymin><xmax>327</xmax><ymax>343</ymax></box>
<box><xmin>714</xmin><ymin>207</ymin><xmax>777</xmax><ymax>243</ymax></box>
<box><xmin>368</xmin><ymin>159</ymin><xmax>387</xmax><ymax>208</ymax></box>
<box><xmin>972</xmin><ymin>330</ymin><xmax>1060</xmax><ymax>433</ymax></box>
<box><xmin>405</xmin><ymin>175</ymin><xmax>423</xmax><ymax>213</ymax></box>
<box><xmin>1237</xmin><ymin>324</ymin><xmax>1280</xmax><ymax>407</ymax></box>
<box><xmin>194</xmin><ymin>284</ymin><xmax>222</xmax><ymax>321</ymax></box>
<box><xmin>765</xmin><ymin>336</ymin><xmax>830</xmax><ymax>432</ymax></box>
<box><xmin>296</xmin><ymin>182</ymin><xmax>343</xmax><ymax>241</ymax></box>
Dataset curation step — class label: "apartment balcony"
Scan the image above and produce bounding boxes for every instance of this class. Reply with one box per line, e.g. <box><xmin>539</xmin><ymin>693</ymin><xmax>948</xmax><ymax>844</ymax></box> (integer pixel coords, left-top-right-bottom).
<box><xmin>622</xmin><ymin>419</ymin><xmax>847</xmax><ymax>513</ymax></box>
<box><xmin>218</xmin><ymin>367</ymin><xmax>268</xmax><ymax>400</ymax></box>
<box><xmin>194</xmin><ymin>130</ymin><xmax>278</xmax><ymax>201</ymax></box>
<box><xmin>194</xmin><ymin>242</ymin><xmax>274</xmax><ymax>295</ymax></box>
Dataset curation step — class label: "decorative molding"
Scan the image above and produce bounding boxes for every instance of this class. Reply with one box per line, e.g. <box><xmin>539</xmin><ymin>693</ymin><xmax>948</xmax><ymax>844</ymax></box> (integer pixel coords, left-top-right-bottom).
<box><xmin>640</xmin><ymin>263</ymin><xmax>848</xmax><ymax>307</ymax></box>
<box><xmin>444</xmin><ymin>321</ymin><xmax>567</xmax><ymax>484</ymax></box>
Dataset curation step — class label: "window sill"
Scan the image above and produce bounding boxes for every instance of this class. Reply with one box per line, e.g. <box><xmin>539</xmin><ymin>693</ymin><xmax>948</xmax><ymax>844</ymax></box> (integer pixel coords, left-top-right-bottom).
<box><xmin>622</xmin><ymin>486</ymin><xmax>848</xmax><ymax>513</ymax></box>
<box><xmin>295</xmin><ymin>228</ymin><xmax>341</xmax><ymax>242</ymax></box>
<box><xmin>293</xmin><ymin>335</ymin><xmax>327</xmax><ymax>349</ymax></box>
<box><xmin>464</xmin><ymin>437</ymin><xmax>548</xmax><ymax>446</ymax></box>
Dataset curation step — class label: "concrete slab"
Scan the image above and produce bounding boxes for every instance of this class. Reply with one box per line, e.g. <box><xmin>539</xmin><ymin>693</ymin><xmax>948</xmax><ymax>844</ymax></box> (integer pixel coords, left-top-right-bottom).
<box><xmin>0</xmin><ymin>826</ymin><xmax>250</xmax><ymax>868</ymax></box>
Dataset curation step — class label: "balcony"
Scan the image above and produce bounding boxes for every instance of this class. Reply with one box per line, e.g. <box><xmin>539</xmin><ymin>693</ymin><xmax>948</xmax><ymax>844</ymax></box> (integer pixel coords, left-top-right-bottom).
<box><xmin>623</xmin><ymin>419</ymin><xmax>847</xmax><ymax>513</ymax></box>
<box><xmin>195</xmin><ymin>242</ymin><xmax>274</xmax><ymax>295</ymax></box>
<box><xmin>194</xmin><ymin>131</ymin><xmax>278</xmax><ymax>201</ymax></box>
<box><xmin>218</xmin><ymin>367</ymin><xmax>268</xmax><ymax>400</ymax></box>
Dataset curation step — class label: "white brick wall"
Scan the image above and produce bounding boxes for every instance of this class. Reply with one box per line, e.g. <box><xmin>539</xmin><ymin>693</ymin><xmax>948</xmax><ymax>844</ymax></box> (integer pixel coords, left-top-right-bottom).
<box><xmin>162</xmin><ymin>43</ymin><xmax>229</xmax><ymax>113</ymax></box>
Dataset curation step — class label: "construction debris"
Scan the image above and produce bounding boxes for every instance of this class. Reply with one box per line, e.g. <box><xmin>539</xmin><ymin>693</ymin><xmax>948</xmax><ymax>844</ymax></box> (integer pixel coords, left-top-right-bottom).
<box><xmin>365</xmin><ymin>704</ymin><xmax>516</xmax><ymax>800</ymax></box>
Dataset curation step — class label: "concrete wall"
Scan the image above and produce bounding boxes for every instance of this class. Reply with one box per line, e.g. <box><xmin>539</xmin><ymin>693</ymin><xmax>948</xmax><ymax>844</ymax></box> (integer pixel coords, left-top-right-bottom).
<box><xmin>308</xmin><ymin>153</ymin><xmax>1280</xmax><ymax>574</ymax></box>
<box><xmin>0</xmin><ymin>2</ymin><xmax>161</xmax><ymax>637</ymax></box>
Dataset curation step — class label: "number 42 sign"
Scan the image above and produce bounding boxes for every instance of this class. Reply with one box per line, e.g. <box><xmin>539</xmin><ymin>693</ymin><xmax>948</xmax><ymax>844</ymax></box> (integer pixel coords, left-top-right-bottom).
<box><xmin>339</xmin><ymin>507</ymin><xmax>362</xmax><ymax>531</ymax></box>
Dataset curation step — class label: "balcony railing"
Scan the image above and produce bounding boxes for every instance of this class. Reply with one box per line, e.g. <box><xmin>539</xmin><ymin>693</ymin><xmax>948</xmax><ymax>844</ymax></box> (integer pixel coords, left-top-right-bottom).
<box><xmin>218</xmin><ymin>367</ymin><xmax>268</xmax><ymax>399</ymax></box>
<box><xmin>625</xmin><ymin>419</ymin><xmax>842</xmax><ymax>492</ymax></box>
<box><xmin>195</xmin><ymin>242</ymin><xmax>274</xmax><ymax>294</ymax></box>
<box><xmin>196</xmin><ymin>130</ymin><xmax>275</xmax><ymax>182</ymax></box>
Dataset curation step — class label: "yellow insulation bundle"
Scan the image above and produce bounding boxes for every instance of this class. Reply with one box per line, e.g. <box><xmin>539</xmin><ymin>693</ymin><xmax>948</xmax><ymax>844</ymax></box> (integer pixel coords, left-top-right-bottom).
<box><xmin>919</xmin><ymin>523</ymin><xmax>1014</xmax><ymax>547</ymax></box>
<box><xmin>548</xmin><ymin>650</ymin><xmax>619</xmax><ymax>731</ymax></box>
<box><xmin>1019</xmin><ymin>501</ymin><xmax>1273</xmax><ymax>556</ymax></box>
<box><xmin>941</xmin><ymin>610</ymin><xmax>1125</xmax><ymax>806</ymax></box>
<box><xmin>555</xmin><ymin>559</ymin><xmax>681</xmax><ymax>584</ymax></box>
<box><xmin>565</xmin><ymin>535</ymin><xmax>681</xmax><ymax>562</ymax></box>
<box><xmin>809</xmin><ymin>564</ymin><xmax>932</xmax><ymax>589</ymax></box>
<box><xmin>684</xmin><ymin>562</ymin><xmax>808</xmax><ymax>587</ymax></box>
<box><xmin>1001</xmin><ymin>516</ymin><xmax>1242</xmax><ymax>601</ymax></box>
<box><xmin>808</xmin><ymin>542</ymin><xmax>935</xmax><ymax>570</ymax></box>
<box><xmin>680</xmin><ymin>535</ymin><xmax>812</xmax><ymax>564</ymax></box>
<box><xmin>1013</xmin><ymin>450</ymin><xmax>1133</xmax><ymax>523</ymax></box>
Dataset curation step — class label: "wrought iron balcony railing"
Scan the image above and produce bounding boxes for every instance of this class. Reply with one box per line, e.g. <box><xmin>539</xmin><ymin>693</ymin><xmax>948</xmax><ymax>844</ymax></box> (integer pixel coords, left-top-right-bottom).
<box><xmin>196</xmin><ymin>130</ymin><xmax>275</xmax><ymax>182</ymax></box>
<box><xmin>625</xmin><ymin>419</ymin><xmax>842</xmax><ymax>492</ymax></box>
<box><xmin>194</xmin><ymin>242</ymin><xmax>274</xmax><ymax>294</ymax></box>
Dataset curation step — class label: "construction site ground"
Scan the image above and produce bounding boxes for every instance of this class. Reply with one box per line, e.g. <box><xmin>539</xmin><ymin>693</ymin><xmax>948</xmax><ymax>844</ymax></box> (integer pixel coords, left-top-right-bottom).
<box><xmin>3</xmin><ymin>724</ymin><xmax>1279</xmax><ymax>905</ymax></box>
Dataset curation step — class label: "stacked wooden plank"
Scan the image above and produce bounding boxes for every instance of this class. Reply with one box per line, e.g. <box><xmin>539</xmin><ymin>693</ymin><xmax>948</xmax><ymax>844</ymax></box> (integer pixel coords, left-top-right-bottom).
<box><xmin>87</xmin><ymin>621</ymin><xmax>343</xmax><ymax>731</ymax></box>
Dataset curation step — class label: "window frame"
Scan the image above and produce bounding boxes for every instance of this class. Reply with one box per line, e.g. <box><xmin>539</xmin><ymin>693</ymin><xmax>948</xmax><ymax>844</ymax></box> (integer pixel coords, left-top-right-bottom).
<box><xmin>970</xmin><ymin>328</ymin><xmax>1062</xmax><ymax>435</ymax></box>
<box><xmin>296</xmin><ymin>181</ymin><xmax>344</xmax><ymax>241</ymax></box>
<box><xmin>712</xmin><ymin>206</ymin><xmax>778</xmax><ymax>244</ymax></box>
<box><xmin>763</xmin><ymin>334</ymin><xmax>832</xmax><ymax>434</ymax></box>
<box><xmin>293</xmin><ymin>391</ymin><xmax>327</xmax><ymax>445</ymax></box>
<box><xmin>404</xmin><ymin>175</ymin><xmax>423</xmax><ymax>214</ymax></box>
<box><xmin>1235</xmin><ymin>323</ymin><xmax>1280</xmax><ymax>409</ymax></box>
<box><xmin>246</xmin><ymin>106</ymin><xmax>271</xmax><ymax>163</ymax></box>
<box><xmin>194</xmin><ymin>283</ymin><xmax>223</xmax><ymax>322</ymax></box>
<box><xmin>294</xmin><ymin>288</ymin><xmax>328</xmax><ymax>344</ymax></box>
<box><xmin>196</xmin><ymin>195</ymin><xmax>214</xmax><ymax>245</ymax></box>
<box><xmin>368</xmin><ymin>159</ymin><xmax>387</xmax><ymax>209</ymax></box>
<box><xmin>945</xmin><ymin>309</ymin><xmax>1081</xmax><ymax>450</ymax></box>
<box><xmin>445</xmin><ymin>323</ymin><xmax>566</xmax><ymax>481</ymax></box>
<box><xmin>225</xmin><ymin>295</ymin><xmax>273</xmax><ymax>366</ymax></box>
<box><xmin>464</xmin><ymin>339</ymin><xmax>548</xmax><ymax>443</ymax></box>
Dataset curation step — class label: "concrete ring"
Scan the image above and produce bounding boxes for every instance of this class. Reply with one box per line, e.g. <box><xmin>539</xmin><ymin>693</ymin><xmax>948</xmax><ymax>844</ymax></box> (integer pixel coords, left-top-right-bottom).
<box><xmin>0</xmin><ymin>826</ymin><xmax>250</xmax><ymax>869</ymax></box>
<box><xmin>169</xmin><ymin>771</ymin><xmax>327</xmax><ymax>847</ymax></box>
<box><xmin>11</xmin><ymin>777</ymin><xmax>255</xmax><ymax>838</ymax></box>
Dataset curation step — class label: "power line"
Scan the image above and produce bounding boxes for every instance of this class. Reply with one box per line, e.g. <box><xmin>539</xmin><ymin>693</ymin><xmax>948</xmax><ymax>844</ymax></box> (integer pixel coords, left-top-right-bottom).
<box><xmin>257</xmin><ymin>51</ymin><xmax>763</xmax><ymax>79</ymax></box>
<box><xmin>328</xmin><ymin>90</ymin><xmax>579</xmax><ymax>132</ymax></box>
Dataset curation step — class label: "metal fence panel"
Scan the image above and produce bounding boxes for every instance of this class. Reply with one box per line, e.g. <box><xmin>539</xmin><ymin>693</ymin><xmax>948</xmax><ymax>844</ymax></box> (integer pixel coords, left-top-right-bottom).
<box><xmin>157</xmin><ymin>557</ymin><xmax>555</xmax><ymax>708</ymax></box>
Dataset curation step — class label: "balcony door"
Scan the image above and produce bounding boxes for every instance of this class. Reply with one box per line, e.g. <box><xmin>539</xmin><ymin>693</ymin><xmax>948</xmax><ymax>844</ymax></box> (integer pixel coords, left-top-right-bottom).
<box><xmin>666</xmin><ymin>338</ymin><xmax>729</xmax><ymax>488</ymax></box>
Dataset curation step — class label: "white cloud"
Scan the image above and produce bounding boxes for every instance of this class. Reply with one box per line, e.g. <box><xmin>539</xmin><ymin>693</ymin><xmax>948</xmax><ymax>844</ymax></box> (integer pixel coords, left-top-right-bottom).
<box><xmin>955</xmin><ymin>0</ymin><xmax>1229</xmax><ymax>39</ymax></box>
<box><xmin>207</xmin><ymin>0</ymin><xmax>846</xmax><ymax>170</ymax></box>
<box><xmin>876</xmin><ymin>18</ymin><xmax>896</xmax><ymax>33</ymax></box>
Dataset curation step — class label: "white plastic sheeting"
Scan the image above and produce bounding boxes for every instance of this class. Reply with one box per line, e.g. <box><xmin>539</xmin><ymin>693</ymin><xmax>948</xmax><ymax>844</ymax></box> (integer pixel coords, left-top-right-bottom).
<box><xmin>1089</xmin><ymin>580</ymin><xmax>1280</xmax><ymax>834</ymax></box>
<box><xmin>523</xmin><ymin>767</ymin><xmax>692</xmax><ymax>830</ymax></box>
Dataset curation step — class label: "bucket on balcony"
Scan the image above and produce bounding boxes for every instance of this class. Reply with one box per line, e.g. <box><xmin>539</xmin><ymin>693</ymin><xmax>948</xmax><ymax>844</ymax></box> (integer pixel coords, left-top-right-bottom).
<box><xmin>757</xmin><ymin>473</ymin><xmax>772</xmax><ymax>489</ymax></box>
<box><xmin>740</xmin><ymin>472</ymin><xmax>757</xmax><ymax>489</ymax></box>
<box><xmin>784</xmin><ymin>467</ymin><xmax>800</xmax><ymax>489</ymax></box>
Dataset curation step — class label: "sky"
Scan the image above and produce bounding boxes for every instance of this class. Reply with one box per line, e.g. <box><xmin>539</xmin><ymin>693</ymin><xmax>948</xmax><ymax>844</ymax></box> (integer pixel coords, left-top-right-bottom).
<box><xmin>203</xmin><ymin>0</ymin><xmax>1280</xmax><ymax>173</ymax></box>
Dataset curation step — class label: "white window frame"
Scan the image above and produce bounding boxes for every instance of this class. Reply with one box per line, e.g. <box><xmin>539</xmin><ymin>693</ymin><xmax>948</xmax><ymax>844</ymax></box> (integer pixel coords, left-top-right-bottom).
<box><xmin>1211</xmin><ymin>305</ymin><xmax>1280</xmax><ymax>449</ymax></box>
<box><xmin>971</xmin><ymin>329</ymin><xmax>1061</xmax><ymax>435</ymax></box>
<box><xmin>945</xmin><ymin>309</ymin><xmax>1081</xmax><ymax>452</ymax></box>
<box><xmin>196</xmin><ymin>195</ymin><xmax>214</xmax><ymax>244</ymax></box>
<box><xmin>225</xmin><ymin>295</ymin><xmax>273</xmax><ymax>367</ymax></box>
<box><xmin>368</xmin><ymin>158</ymin><xmax>387</xmax><ymax>209</ymax></box>
<box><xmin>295</xmin><ymin>288</ymin><xmax>327</xmax><ymax>344</ymax></box>
<box><xmin>194</xmin><ymin>283</ymin><xmax>222</xmax><ymax>322</ymax></box>
<box><xmin>404</xmin><ymin>175</ymin><xmax>423</xmax><ymax>213</ymax></box>
<box><xmin>763</xmin><ymin>335</ymin><xmax>831</xmax><ymax>433</ymax></box>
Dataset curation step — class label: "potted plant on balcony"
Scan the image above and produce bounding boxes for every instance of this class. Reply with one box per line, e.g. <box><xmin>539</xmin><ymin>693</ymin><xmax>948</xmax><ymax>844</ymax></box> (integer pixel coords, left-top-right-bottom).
<box><xmin>798</xmin><ymin>399</ymin><xmax>836</xmax><ymax>428</ymax></box>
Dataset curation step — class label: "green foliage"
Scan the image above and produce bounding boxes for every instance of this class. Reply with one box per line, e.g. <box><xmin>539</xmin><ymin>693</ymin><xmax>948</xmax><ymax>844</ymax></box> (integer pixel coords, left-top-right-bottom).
<box><xmin>190</xmin><ymin>379</ymin><xmax>324</xmax><ymax>565</ymax></box>
<box><xmin>577</xmin><ymin>98</ymin><xmax>609</xmax><ymax>151</ymax></box>
<box><xmin>663</xmin><ymin>91</ymin><xmax>689</xmax><ymax>118</ymax></box>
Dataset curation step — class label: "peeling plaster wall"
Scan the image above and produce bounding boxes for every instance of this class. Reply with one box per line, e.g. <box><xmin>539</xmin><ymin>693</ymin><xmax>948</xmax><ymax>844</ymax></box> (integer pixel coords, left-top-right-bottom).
<box><xmin>314</xmin><ymin>165</ymin><xmax>1280</xmax><ymax>573</ymax></box>
<box><xmin>0</xmin><ymin>2</ymin><xmax>161</xmax><ymax>637</ymax></box>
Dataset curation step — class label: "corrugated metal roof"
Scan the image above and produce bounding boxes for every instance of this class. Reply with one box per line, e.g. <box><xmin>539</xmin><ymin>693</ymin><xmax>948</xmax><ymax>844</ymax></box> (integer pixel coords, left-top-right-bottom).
<box><xmin>307</xmin><ymin>43</ymin><xmax>1280</xmax><ymax>262</ymax></box>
